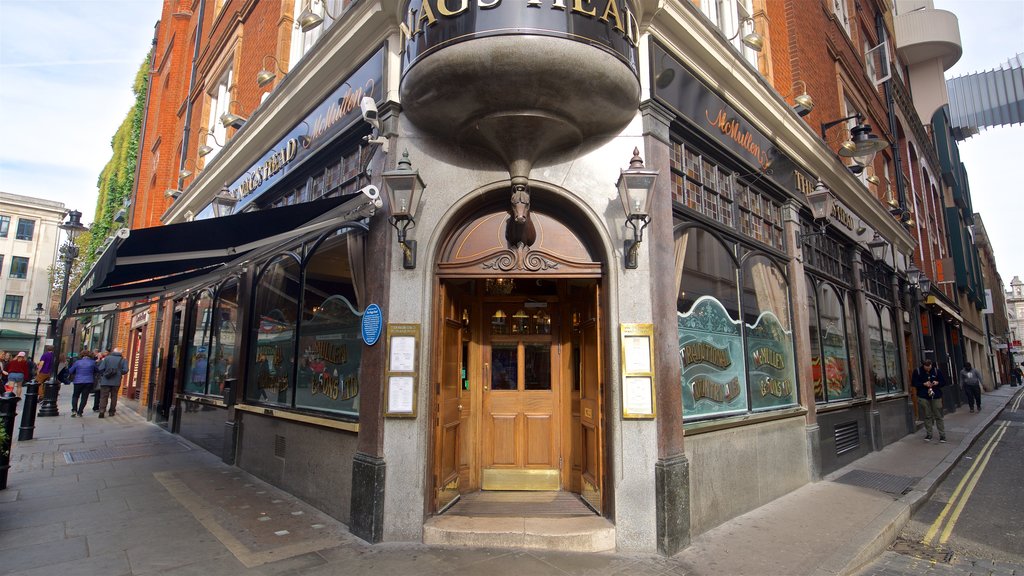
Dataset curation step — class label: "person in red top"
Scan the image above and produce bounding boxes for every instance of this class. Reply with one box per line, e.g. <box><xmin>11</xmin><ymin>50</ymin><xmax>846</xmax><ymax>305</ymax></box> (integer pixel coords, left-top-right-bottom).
<box><xmin>7</xmin><ymin>351</ymin><xmax>32</xmax><ymax>397</ymax></box>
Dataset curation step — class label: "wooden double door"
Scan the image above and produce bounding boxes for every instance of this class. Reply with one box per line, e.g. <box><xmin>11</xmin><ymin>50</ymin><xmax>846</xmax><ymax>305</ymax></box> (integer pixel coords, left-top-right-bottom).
<box><xmin>434</xmin><ymin>280</ymin><xmax>604</xmax><ymax>512</ymax></box>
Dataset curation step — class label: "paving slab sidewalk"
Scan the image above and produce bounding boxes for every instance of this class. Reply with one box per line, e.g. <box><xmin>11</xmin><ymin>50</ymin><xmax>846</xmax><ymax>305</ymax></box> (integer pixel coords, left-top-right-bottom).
<box><xmin>1</xmin><ymin>386</ymin><xmax>1018</xmax><ymax>576</ymax></box>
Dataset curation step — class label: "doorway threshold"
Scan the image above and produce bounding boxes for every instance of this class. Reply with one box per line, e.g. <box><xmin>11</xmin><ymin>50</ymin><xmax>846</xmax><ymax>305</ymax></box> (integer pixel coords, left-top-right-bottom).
<box><xmin>424</xmin><ymin>491</ymin><xmax>614</xmax><ymax>552</ymax></box>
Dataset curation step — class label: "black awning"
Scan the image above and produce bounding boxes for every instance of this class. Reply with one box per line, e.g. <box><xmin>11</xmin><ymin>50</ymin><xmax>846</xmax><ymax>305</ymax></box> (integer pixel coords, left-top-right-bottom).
<box><xmin>66</xmin><ymin>195</ymin><xmax>369</xmax><ymax>312</ymax></box>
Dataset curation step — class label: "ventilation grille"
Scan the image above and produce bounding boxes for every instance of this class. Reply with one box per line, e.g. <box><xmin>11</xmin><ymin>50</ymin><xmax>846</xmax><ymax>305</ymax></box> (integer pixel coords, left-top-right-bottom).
<box><xmin>834</xmin><ymin>421</ymin><xmax>860</xmax><ymax>456</ymax></box>
<box><xmin>274</xmin><ymin>434</ymin><xmax>286</xmax><ymax>458</ymax></box>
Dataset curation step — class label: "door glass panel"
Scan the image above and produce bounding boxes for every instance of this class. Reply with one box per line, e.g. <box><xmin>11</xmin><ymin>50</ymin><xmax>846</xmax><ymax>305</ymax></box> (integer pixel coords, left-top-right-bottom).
<box><xmin>524</xmin><ymin>343</ymin><xmax>551</xmax><ymax>390</ymax></box>
<box><xmin>491</xmin><ymin>343</ymin><xmax>518</xmax><ymax>390</ymax></box>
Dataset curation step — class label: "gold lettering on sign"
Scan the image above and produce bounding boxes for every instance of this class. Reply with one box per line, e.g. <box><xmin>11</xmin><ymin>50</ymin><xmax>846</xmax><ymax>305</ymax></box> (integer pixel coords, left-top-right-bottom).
<box><xmin>752</xmin><ymin>347</ymin><xmax>785</xmax><ymax>370</ymax></box>
<box><xmin>793</xmin><ymin>170</ymin><xmax>814</xmax><ymax>196</ymax></box>
<box><xmin>830</xmin><ymin>202</ymin><xmax>855</xmax><ymax>231</ymax></box>
<box><xmin>681</xmin><ymin>341</ymin><xmax>732</xmax><ymax>369</ymax></box>
<box><xmin>313</xmin><ymin>341</ymin><xmax>348</xmax><ymax>365</ymax></box>
<box><xmin>311</xmin><ymin>371</ymin><xmax>340</xmax><ymax>400</ymax></box>
<box><xmin>706</xmin><ymin>109</ymin><xmax>769</xmax><ymax>169</ymax></box>
<box><xmin>436</xmin><ymin>0</ymin><xmax>468</xmax><ymax>17</ymax></box>
<box><xmin>759</xmin><ymin>376</ymin><xmax>793</xmax><ymax>398</ymax></box>
<box><xmin>691</xmin><ymin>376</ymin><xmax>741</xmax><ymax>403</ymax></box>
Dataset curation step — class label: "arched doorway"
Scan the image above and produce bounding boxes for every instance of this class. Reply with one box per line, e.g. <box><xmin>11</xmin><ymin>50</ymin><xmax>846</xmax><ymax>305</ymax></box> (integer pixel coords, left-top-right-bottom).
<box><xmin>431</xmin><ymin>196</ymin><xmax>607</xmax><ymax>515</ymax></box>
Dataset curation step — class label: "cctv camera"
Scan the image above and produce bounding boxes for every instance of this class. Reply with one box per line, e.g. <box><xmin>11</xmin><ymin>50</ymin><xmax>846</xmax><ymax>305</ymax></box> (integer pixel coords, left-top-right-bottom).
<box><xmin>358</xmin><ymin>184</ymin><xmax>380</xmax><ymax>203</ymax></box>
<box><xmin>360</xmin><ymin>96</ymin><xmax>379</xmax><ymax>126</ymax></box>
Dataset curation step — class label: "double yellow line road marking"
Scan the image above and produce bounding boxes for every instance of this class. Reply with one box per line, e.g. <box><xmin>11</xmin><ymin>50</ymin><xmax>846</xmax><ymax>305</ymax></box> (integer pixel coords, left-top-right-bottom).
<box><xmin>922</xmin><ymin>420</ymin><xmax>1009</xmax><ymax>546</ymax></box>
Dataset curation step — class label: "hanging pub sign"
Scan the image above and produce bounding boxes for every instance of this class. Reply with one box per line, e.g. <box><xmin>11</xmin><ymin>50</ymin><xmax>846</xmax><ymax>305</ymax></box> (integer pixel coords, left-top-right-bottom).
<box><xmin>399</xmin><ymin>0</ymin><xmax>641</xmax><ymax>74</ymax></box>
<box><xmin>228</xmin><ymin>47</ymin><xmax>386</xmax><ymax>211</ymax></box>
<box><xmin>650</xmin><ymin>42</ymin><xmax>816</xmax><ymax>198</ymax></box>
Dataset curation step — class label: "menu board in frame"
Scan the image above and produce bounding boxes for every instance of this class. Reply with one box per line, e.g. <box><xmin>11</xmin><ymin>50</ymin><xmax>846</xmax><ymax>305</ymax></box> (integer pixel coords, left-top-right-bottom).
<box><xmin>385</xmin><ymin>323</ymin><xmax>420</xmax><ymax>418</ymax></box>
<box><xmin>621</xmin><ymin>323</ymin><xmax>656</xmax><ymax>419</ymax></box>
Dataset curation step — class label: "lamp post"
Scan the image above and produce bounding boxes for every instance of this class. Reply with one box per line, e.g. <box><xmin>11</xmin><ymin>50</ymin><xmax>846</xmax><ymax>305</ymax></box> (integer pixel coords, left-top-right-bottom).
<box><xmin>38</xmin><ymin>210</ymin><xmax>88</xmax><ymax>418</ymax></box>
<box><xmin>16</xmin><ymin>303</ymin><xmax>45</xmax><ymax>440</ymax></box>
<box><xmin>30</xmin><ymin>302</ymin><xmax>44</xmax><ymax>360</ymax></box>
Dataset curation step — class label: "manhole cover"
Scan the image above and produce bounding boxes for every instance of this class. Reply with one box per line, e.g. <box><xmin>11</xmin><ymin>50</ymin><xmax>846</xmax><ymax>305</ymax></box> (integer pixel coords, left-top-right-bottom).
<box><xmin>891</xmin><ymin>538</ymin><xmax>954</xmax><ymax>563</ymax></box>
<box><xmin>833</xmin><ymin>469</ymin><xmax>918</xmax><ymax>495</ymax></box>
<box><xmin>64</xmin><ymin>441</ymin><xmax>191</xmax><ymax>464</ymax></box>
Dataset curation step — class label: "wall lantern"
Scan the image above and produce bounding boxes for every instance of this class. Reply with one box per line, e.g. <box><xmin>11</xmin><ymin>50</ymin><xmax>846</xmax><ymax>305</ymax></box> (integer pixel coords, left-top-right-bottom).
<box><xmin>212</xmin><ymin>185</ymin><xmax>238</xmax><ymax>218</ymax></box>
<box><xmin>791</xmin><ymin>80</ymin><xmax>814</xmax><ymax>117</ymax></box>
<box><xmin>256</xmin><ymin>55</ymin><xmax>286</xmax><ymax>87</ymax></box>
<box><xmin>296</xmin><ymin>0</ymin><xmax>337</xmax><ymax>32</ymax></box>
<box><xmin>866</xmin><ymin>232</ymin><xmax>889</xmax><ymax>262</ymax></box>
<box><xmin>381</xmin><ymin>150</ymin><xmax>425</xmax><ymax>269</ymax></box>
<box><xmin>727</xmin><ymin>16</ymin><xmax>764</xmax><ymax>52</ymax></box>
<box><xmin>797</xmin><ymin>179</ymin><xmax>833</xmax><ymax>240</ymax></box>
<box><xmin>907</xmin><ymin>263</ymin><xmax>932</xmax><ymax>295</ymax></box>
<box><xmin>820</xmin><ymin>113</ymin><xmax>889</xmax><ymax>174</ymax></box>
<box><xmin>220</xmin><ymin>100</ymin><xmax>246</xmax><ymax>129</ymax></box>
<box><xmin>616</xmin><ymin>148</ymin><xmax>658</xmax><ymax>269</ymax></box>
<box><xmin>197</xmin><ymin>129</ymin><xmax>224</xmax><ymax>157</ymax></box>
<box><xmin>178</xmin><ymin>158</ymin><xmax>199</xmax><ymax>180</ymax></box>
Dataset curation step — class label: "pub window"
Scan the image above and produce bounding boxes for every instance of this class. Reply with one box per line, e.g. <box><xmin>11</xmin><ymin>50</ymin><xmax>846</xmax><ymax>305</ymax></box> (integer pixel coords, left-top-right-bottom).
<box><xmin>0</xmin><ymin>215</ymin><xmax>9</xmax><ymax>237</ymax></box>
<box><xmin>867</xmin><ymin>304</ymin><xmax>886</xmax><ymax>396</ymax></box>
<box><xmin>248</xmin><ymin>254</ymin><xmax>302</xmax><ymax>407</ymax></box>
<box><xmin>676</xmin><ymin>226</ymin><xmax>798</xmax><ymax>421</ymax></box>
<box><xmin>15</xmin><ymin>218</ymin><xmax>34</xmax><ymax>241</ymax></box>
<box><xmin>802</xmin><ymin>229</ymin><xmax>853</xmax><ymax>285</ymax></box>
<box><xmin>879</xmin><ymin>305</ymin><xmax>902</xmax><ymax>395</ymax></box>
<box><xmin>208</xmin><ymin>281</ymin><xmax>240</xmax><ymax>398</ymax></box>
<box><xmin>741</xmin><ymin>254</ymin><xmax>796</xmax><ymax>411</ymax></box>
<box><xmin>670</xmin><ymin>141</ymin><xmax>782</xmax><ymax>251</ymax></box>
<box><xmin>184</xmin><ymin>290</ymin><xmax>214</xmax><ymax>395</ymax></box>
<box><xmin>245</xmin><ymin>227</ymin><xmax>366</xmax><ymax>419</ymax></box>
<box><xmin>294</xmin><ymin>231</ymin><xmax>362</xmax><ymax>416</ymax></box>
<box><xmin>811</xmin><ymin>281</ymin><xmax>854</xmax><ymax>403</ymax></box>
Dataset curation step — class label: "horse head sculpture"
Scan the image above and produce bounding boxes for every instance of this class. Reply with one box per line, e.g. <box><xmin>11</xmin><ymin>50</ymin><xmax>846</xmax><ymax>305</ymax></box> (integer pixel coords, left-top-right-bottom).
<box><xmin>506</xmin><ymin>183</ymin><xmax>537</xmax><ymax>248</ymax></box>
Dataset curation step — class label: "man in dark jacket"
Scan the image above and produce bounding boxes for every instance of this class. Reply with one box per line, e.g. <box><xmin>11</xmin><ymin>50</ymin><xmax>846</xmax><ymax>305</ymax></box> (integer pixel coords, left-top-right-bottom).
<box><xmin>96</xmin><ymin>348</ymin><xmax>128</xmax><ymax>418</ymax></box>
<box><xmin>912</xmin><ymin>358</ymin><xmax>947</xmax><ymax>443</ymax></box>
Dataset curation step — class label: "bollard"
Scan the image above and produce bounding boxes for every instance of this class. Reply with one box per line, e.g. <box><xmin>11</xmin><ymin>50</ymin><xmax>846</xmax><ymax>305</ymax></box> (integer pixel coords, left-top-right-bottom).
<box><xmin>37</xmin><ymin>379</ymin><xmax>60</xmax><ymax>417</ymax></box>
<box><xmin>1</xmin><ymin>391</ymin><xmax>22</xmax><ymax>490</ymax></box>
<box><xmin>17</xmin><ymin>382</ymin><xmax>40</xmax><ymax>441</ymax></box>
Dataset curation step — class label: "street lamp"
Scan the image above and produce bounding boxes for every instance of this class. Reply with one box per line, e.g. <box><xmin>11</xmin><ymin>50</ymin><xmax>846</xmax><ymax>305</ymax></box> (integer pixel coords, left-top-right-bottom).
<box><xmin>907</xmin><ymin>263</ymin><xmax>932</xmax><ymax>366</ymax></box>
<box><xmin>38</xmin><ymin>210</ymin><xmax>88</xmax><ymax>418</ymax></box>
<box><xmin>30</xmin><ymin>303</ymin><xmax>44</xmax><ymax>360</ymax></box>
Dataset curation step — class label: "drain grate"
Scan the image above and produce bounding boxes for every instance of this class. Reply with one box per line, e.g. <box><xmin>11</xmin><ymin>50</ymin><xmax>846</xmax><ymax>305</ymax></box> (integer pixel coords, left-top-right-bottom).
<box><xmin>64</xmin><ymin>441</ymin><xmax>191</xmax><ymax>464</ymax></box>
<box><xmin>833</xmin><ymin>469</ymin><xmax>918</xmax><ymax>495</ymax></box>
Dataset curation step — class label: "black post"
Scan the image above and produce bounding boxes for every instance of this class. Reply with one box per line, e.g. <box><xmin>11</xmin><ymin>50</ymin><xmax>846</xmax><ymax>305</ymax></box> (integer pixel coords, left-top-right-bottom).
<box><xmin>1</xmin><ymin>392</ymin><xmax>22</xmax><ymax>489</ymax></box>
<box><xmin>30</xmin><ymin>317</ymin><xmax>41</xmax><ymax>360</ymax></box>
<box><xmin>17</xmin><ymin>383</ymin><xmax>39</xmax><ymax>441</ymax></box>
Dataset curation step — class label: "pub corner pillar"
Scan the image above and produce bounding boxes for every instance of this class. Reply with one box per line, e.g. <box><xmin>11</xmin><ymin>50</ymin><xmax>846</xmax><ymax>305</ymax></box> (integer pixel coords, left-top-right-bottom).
<box><xmin>349</xmin><ymin>211</ymin><xmax>392</xmax><ymax>544</ymax></box>
<box><xmin>782</xmin><ymin>200</ymin><xmax>821</xmax><ymax>481</ymax></box>
<box><xmin>642</xmin><ymin>99</ymin><xmax>691</xmax><ymax>555</ymax></box>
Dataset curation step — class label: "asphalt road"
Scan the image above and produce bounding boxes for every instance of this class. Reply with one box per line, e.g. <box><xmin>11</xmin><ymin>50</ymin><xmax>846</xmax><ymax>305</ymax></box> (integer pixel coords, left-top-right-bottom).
<box><xmin>858</xmin><ymin>388</ymin><xmax>1024</xmax><ymax>576</ymax></box>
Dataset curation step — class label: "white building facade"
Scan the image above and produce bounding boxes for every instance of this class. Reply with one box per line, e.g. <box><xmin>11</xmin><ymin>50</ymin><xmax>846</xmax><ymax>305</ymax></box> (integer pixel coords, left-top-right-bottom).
<box><xmin>0</xmin><ymin>192</ymin><xmax>65</xmax><ymax>360</ymax></box>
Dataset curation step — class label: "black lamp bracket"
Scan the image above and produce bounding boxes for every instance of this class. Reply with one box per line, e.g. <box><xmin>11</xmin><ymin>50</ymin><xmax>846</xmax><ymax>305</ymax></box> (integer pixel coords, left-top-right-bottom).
<box><xmin>390</xmin><ymin>215</ymin><xmax>417</xmax><ymax>269</ymax></box>
<box><xmin>623</xmin><ymin>214</ymin><xmax>650</xmax><ymax>269</ymax></box>
<box><xmin>820</xmin><ymin>113</ymin><xmax>863</xmax><ymax>139</ymax></box>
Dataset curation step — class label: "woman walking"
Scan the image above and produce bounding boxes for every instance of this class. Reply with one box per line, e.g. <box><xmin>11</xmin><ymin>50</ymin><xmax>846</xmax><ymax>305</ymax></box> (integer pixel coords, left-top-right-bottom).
<box><xmin>6</xmin><ymin>351</ymin><xmax>32</xmax><ymax>397</ymax></box>
<box><xmin>67</xmin><ymin>350</ymin><xmax>98</xmax><ymax>417</ymax></box>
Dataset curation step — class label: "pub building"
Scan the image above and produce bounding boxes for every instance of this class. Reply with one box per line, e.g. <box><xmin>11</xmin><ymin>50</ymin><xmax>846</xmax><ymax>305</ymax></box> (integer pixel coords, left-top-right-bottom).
<box><xmin>67</xmin><ymin>0</ymin><xmax>919</xmax><ymax>555</ymax></box>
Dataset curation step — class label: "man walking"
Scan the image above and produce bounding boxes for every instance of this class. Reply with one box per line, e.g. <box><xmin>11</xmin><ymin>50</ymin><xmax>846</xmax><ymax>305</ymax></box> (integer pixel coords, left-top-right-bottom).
<box><xmin>912</xmin><ymin>358</ymin><xmax>947</xmax><ymax>443</ymax></box>
<box><xmin>959</xmin><ymin>362</ymin><xmax>983</xmax><ymax>413</ymax></box>
<box><xmin>95</xmin><ymin>347</ymin><xmax>128</xmax><ymax>418</ymax></box>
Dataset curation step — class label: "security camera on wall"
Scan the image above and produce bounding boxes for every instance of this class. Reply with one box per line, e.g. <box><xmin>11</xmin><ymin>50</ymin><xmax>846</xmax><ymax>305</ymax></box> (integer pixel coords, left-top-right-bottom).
<box><xmin>360</xmin><ymin>96</ymin><xmax>379</xmax><ymax>130</ymax></box>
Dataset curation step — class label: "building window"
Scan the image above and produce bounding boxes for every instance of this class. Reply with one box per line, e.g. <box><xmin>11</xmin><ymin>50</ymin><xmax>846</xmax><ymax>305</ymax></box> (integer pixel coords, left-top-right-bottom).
<box><xmin>205</xmin><ymin>66</ymin><xmax>233</xmax><ymax>160</ymax></box>
<box><xmin>700</xmin><ymin>0</ymin><xmax>758</xmax><ymax>66</ymax></box>
<box><xmin>270</xmin><ymin>144</ymin><xmax>366</xmax><ymax>208</ymax></box>
<box><xmin>289</xmin><ymin>0</ymin><xmax>350</xmax><ymax>65</ymax></box>
<box><xmin>15</xmin><ymin>219</ymin><xmax>35</xmax><ymax>241</ymax></box>
<box><xmin>671</xmin><ymin>140</ymin><xmax>783</xmax><ymax>251</ymax></box>
<box><xmin>676</xmin><ymin>226</ymin><xmax>797</xmax><ymax>421</ymax></box>
<box><xmin>209</xmin><ymin>282</ymin><xmax>239</xmax><ymax>398</ymax></box>
<box><xmin>809</xmin><ymin>281</ymin><xmax>858</xmax><ymax>403</ymax></box>
<box><xmin>867</xmin><ymin>304</ymin><xmax>902</xmax><ymax>396</ymax></box>
<box><xmin>3</xmin><ymin>295</ymin><xmax>22</xmax><ymax>319</ymax></box>
<box><xmin>801</xmin><ymin>227</ymin><xmax>853</xmax><ymax>284</ymax></box>
<box><xmin>0</xmin><ymin>216</ymin><xmax>9</xmax><ymax>238</ymax></box>
<box><xmin>9</xmin><ymin>256</ymin><xmax>29</xmax><ymax>279</ymax></box>
<box><xmin>243</xmin><ymin>227</ymin><xmax>365</xmax><ymax>419</ymax></box>
<box><xmin>833</xmin><ymin>0</ymin><xmax>850</xmax><ymax>34</ymax></box>
<box><xmin>0</xmin><ymin>255</ymin><xmax>4</xmax><ymax>276</ymax></box>
<box><xmin>185</xmin><ymin>290</ymin><xmax>214</xmax><ymax>395</ymax></box>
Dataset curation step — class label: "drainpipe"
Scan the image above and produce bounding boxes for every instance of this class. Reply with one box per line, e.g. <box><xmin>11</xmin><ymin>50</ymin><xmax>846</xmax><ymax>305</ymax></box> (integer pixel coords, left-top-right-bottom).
<box><xmin>178</xmin><ymin>0</ymin><xmax>206</xmax><ymax>180</ymax></box>
<box><xmin>876</xmin><ymin>11</ymin><xmax>907</xmax><ymax>209</ymax></box>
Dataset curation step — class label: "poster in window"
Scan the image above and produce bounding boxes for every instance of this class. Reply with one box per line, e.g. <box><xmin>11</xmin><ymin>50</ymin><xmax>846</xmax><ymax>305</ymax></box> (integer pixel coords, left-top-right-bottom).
<box><xmin>679</xmin><ymin>296</ymin><xmax>747</xmax><ymax>418</ymax></box>
<box><xmin>820</xmin><ymin>328</ymin><xmax>852</xmax><ymax>401</ymax></box>
<box><xmin>747</xmin><ymin>310</ymin><xmax>798</xmax><ymax>410</ymax></box>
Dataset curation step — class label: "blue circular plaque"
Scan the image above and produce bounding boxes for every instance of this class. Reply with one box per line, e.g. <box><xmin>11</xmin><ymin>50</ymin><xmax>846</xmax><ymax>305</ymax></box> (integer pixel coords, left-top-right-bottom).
<box><xmin>361</xmin><ymin>303</ymin><xmax>383</xmax><ymax>346</ymax></box>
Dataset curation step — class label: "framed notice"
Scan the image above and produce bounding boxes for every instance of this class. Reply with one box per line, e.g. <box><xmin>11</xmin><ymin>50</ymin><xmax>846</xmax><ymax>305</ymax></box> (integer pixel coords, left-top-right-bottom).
<box><xmin>620</xmin><ymin>323</ymin><xmax>656</xmax><ymax>419</ymax></box>
<box><xmin>385</xmin><ymin>323</ymin><xmax>420</xmax><ymax>417</ymax></box>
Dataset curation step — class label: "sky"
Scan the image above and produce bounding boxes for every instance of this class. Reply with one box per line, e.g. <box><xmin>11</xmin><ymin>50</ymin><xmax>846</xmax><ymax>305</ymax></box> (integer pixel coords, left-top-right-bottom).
<box><xmin>0</xmin><ymin>0</ymin><xmax>1022</xmax><ymax>282</ymax></box>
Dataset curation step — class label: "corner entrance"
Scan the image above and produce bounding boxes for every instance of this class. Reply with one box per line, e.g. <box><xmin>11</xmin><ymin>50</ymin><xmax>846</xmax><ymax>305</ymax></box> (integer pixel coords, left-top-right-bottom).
<box><xmin>432</xmin><ymin>204</ymin><xmax>606</xmax><ymax>517</ymax></box>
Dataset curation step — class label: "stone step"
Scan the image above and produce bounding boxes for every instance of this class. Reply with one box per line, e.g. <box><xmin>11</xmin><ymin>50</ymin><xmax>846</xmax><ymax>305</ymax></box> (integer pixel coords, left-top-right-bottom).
<box><xmin>423</xmin><ymin>515</ymin><xmax>616</xmax><ymax>552</ymax></box>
